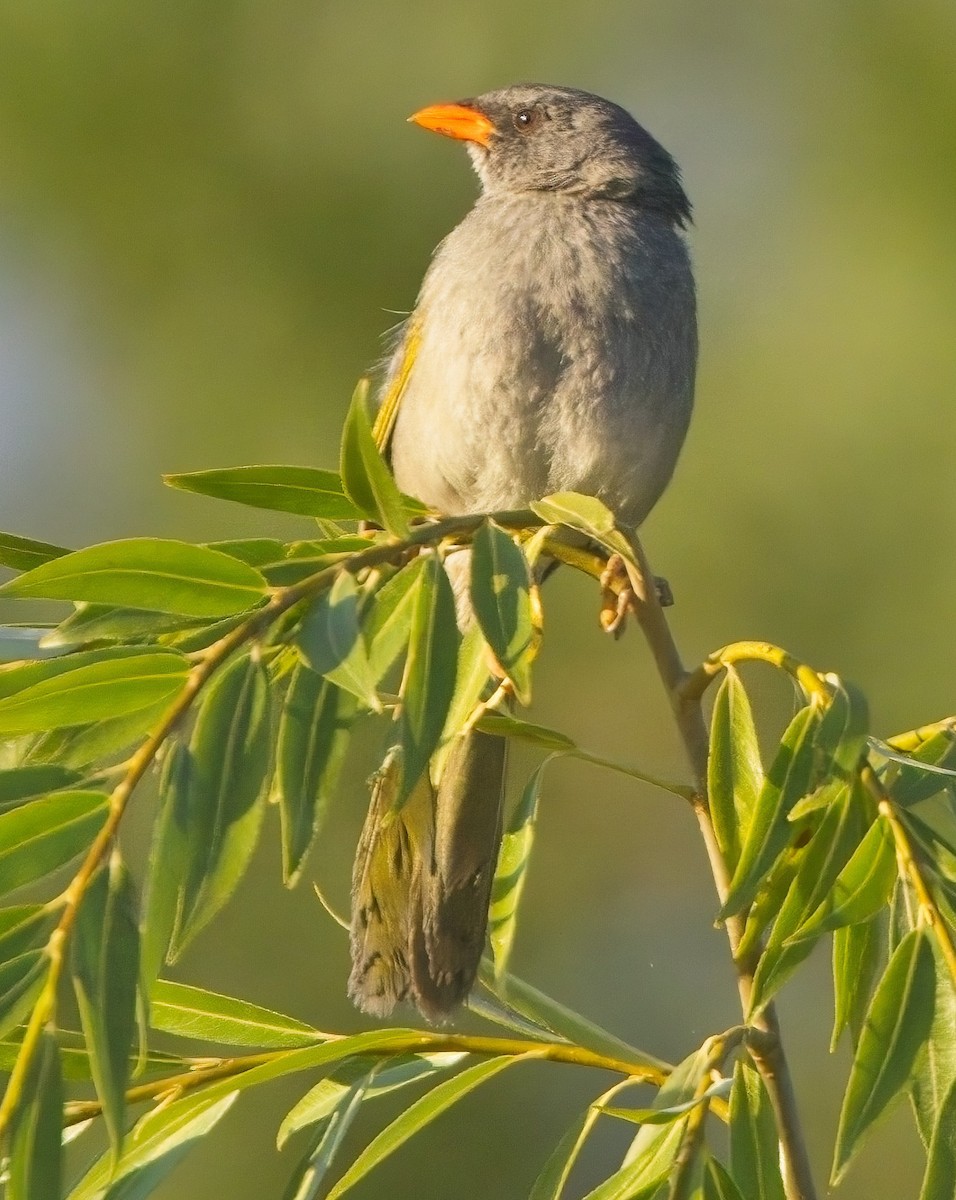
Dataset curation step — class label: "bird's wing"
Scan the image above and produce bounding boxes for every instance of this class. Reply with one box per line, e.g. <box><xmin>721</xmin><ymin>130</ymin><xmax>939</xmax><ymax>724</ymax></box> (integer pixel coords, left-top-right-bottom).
<box><xmin>372</xmin><ymin>317</ymin><xmax>422</xmax><ymax>456</ymax></box>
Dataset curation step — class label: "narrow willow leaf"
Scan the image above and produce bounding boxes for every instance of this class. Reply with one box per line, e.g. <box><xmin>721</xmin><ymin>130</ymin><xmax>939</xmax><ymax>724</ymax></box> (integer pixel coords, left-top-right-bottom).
<box><xmin>0</xmin><ymin>764</ymin><xmax>81</xmax><ymax>810</ymax></box>
<box><xmin>340</xmin><ymin>380</ymin><xmax>409</xmax><ymax>535</ymax></box>
<box><xmin>139</xmin><ymin>741</ymin><xmax>190</xmax><ymax>986</ymax></box>
<box><xmin>71</xmin><ymin>856</ymin><xmax>140</xmax><ymax>1158</ymax></box>
<box><xmin>478</xmin><ymin>712</ymin><xmax>577</xmax><ymax>752</ymax></box>
<box><xmin>165</xmin><ymin>465</ymin><xmax>361</xmax><ymax>519</ymax></box>
<box><xmin>600</xmin><ymin>1077</ymin><xmax>731</xmax><ymax>1125</ymax></box>
<box><xmin>325</xmin><ymin>1055</ymin><xmax>531</xmax><ymax>1199</ymax></box>
<box><xmin>721</xmin><ymin>704</ymin><xmax>820</xmax><ymax>918</ymax></box>
<box><xmin>490</xmin><ymin>758</ymin><xmax>551</xmax><ymax>976</ymax></box>
<box><xmin>911</xmin><ymin>936</ymin><xmax>956</xmax><ymax>1146</ymax></box>
<box><xmin>0</xmin><ymin>530</ymin><xmax>69</xmax><ymax>572</ymax></box>
<box><xmin>831</xmin><ymin>915</ymin><xmax>883</xmax><ymax>1050</ymax></box>
<box><xmin>0</xmin><ymin>644</ymin><xmax>167</xmax><ymax>701</ymax></box>
<box><xmin>171</xmin><ymin>654</ymin><xmax>271</xmax><ymax>955</ymax></box>
<box><xmin>530</xmin><ymin>492</ymin><xmax>633</xmax><ymax>560</ymax></box>
<box><xmin>282</xmin><ymin>1077</ymin><xmax>371</xmax><ymax>1200</ymax></box>
<box><xmin>529</xmin><ymin>1109</ymin><xmax>594</xmax><ymax>1200</ymax></box>
<box><xmin>0</xmin><ymin>905</ymin><xmax>55</xmax><ymax>960</ymax></box>
<box><xmin>260</xmin><ymin>538</ymin><xmax>376</xmax><ymax>587</ymax></box>
<box><xmin>364</xmin><ymin>557</ymin><xmax>425</xmax><ymax>681</ymax></box>
<box><xmin>25</xmin><ymin>701</ymin><xmax>171</xmax><ymax>769</ymax></box>
<box><xmin>0</xmin><ymin>790</ymin><xmax>108</xmax><ymax>898</ymax></box>
<box><xmin>750</xmin><ymin>782</ymin><xmax>866</xmax><ymax>1012</ymax></box>
<box><xmin>789</xmin><ymin>815</ymin><xmax>896</xmax><ymax>943</ymax></box>
<box><xmin>398</xmin><ymin>552</ymin><xmax>459</xmax><ymax>801</ymax></box>
<box><xmin>0</xmin><ymin>950</ymin><xmax>48</xmax><ymax>1039</ymax></box>
<box><xmin>297</xmin><ymin>572</ymin><xmax>381</xmax><ymax>711</ymax></box>
<box><xmin>703</xmin><ymin>1158</ymin><xmax>746</xmax><ymax>1200</ymax></box>
<box><xmin>41</xmin><ymin>603</ymin><xmax>202</xmax><ymax>650</ymax></box>
<box><xmin>0</xmin><ymin>1029</ymin><xmax>184</xmax><ymax>1083</ymax></box>
<box><xmin>470</xmin><ymin>521</ymin><xmax>534</xmax><ymax>705</ymax></box>
<box><xmin>582</xmin><ymin>1120</ymin><xmax>686</xmax><ymax>1200</ymax></box>
<box><xmin>276</xmin><ymin>666</ymin><xmax>357</xmax><ymax>884</ymax></box>
<box><xmin>833</xmin><ymin>928</ymin><xmax>936</xmax><ymax>1183</ymax></box>
<box><xmin>432</xmin><ymin>625</ymin><xmax>494</xmax><ymax>785</ymax></box>
<box><xmin>150</xmin><ymin>979</ymin><xmax>322</xmax><ymax>1047</ymax></box>
<box><xmin>729</xmin><ymin>1059</ymin><xmax>785</xmax><ymax>1200</ymax></box>
<box><xmin>708</xmin><ymin>666</ymin><xmax>763</xmax><ymax>871</ymax></box>
<box><xmin>889</xmin><ymin>729</ymin><xmax>956</xmax><ymax>807</ymax></box>
<box><xmin>0</xmin><ymin>650</ymin><xmax>189</xmax><ymax>735</ymax></box>
<box><xmin>7</xmin><ymin>1029</ymin><xmax>62</xmax><ymax>1200</ymax></box>
<box><xmin>918</xmin><ymin>1077</ymin><xmax>956</xmax><ymax>1200</ymax></box>
<box><xmin>814</xmin><ymin>680</ymin><xmax>869</xmax><ymax>776</ymax></box>
<box><xmin>67</xmin><ymin>1090</ymin><xmax>239</xmax><ymax>1200</ymax></box>
<box><xmin>0</xmin><ymin>538</ymin><xmax>268</xmax><ymax>616</ymax></box>
<box><xmin>205</xmin><ymin>537</ymin><xmax>289</xmax><ymax>566</ymax></box>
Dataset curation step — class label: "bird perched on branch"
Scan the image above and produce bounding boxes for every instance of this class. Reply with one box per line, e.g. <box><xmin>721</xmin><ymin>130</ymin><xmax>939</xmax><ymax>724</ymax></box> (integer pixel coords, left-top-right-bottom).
<box><xmin>349</xmin><ymin>84</ymin><xmax>697</xmax><ymax>1021</ymax></box>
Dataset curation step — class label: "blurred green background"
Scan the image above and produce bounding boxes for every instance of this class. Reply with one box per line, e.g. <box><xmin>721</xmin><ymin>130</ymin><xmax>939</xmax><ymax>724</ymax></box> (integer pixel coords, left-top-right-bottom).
<box><xmin>1</xmin><ymin>1</ymin><xmax>954</xmax><ymax>1196</ymax></box>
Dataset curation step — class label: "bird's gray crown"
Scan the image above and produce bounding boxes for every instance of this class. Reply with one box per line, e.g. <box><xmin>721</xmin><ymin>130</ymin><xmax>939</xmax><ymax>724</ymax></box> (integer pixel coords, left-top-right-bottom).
<box><xmin>460</xmin><ymin>83</ymin><xmax>691</xmax><ymax>225</ymax></box>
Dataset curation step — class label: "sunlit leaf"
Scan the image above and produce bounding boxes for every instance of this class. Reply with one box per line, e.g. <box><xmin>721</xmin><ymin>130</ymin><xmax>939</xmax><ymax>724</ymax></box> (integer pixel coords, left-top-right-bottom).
<box><xmin>276</xmin><ymin>666</ymin><xmax>358</xmax><ymax>884</ymax></box>
<box><xmin>831</xmin><ymin>915</ymin><xmax>883</xmax><ymax>1050</ymax></box>
<box><xmin>0</xmin><ymin>651</ymin><xmax>189</xmax><ymax>734</ymax></box>
<box><xmin>0</xmin><ymin>538</ymin><xmax>268</xmax><ymax>616</ymax></box>
<box><xmin>0</xmin><ymin>530</ymin><xmax>70</xmax><ymax>572</ymax></box>
<box><xmin>0</xmin><ymin>1028</ymin><xmax>184</xmax><ymax>1083</ymax></box>
<box><xmin>530</xmin><ymin>492</ymin><xmax>632</xmax><ymax>560</ymax></box>
<box><xmin>281</xmin><ymin>1077</ymin><xmax>370</xmax><ymax>1200</ymax></box>
<box><xmin>721</xmin><ymin>704</ymin><xmax>820</xmax><ymax>918</ymax></box>
<box><xmin>398</xmin><ymin>552</ymin><xmax>459</xmax><ymax>801</ymax></box>
<box><xmin>364</xmin><ymin>557</ymin><xmax>425</xmax><ymax>681</ymax></box>
<box><xmin>171</xmin><ymin>654</ymin><xmax>271</xmax><ymax>956</ymax></box>
<box><xmin>600</xmin><ymin>1076</ymin><xmax>731</xmax><ymax>1125</ymax></box>
<box><xmin>164</xmin><ymin>465</ymin><xmax>361</xmax><ymax>520</ymax></box>
<box><xmin>918</xmin><ymin>1077</ymin><xmax>956</xmax><ymax>1200</ymax></box>
<box><xmin>477</xmin><ymin>712</ymin><xmax>576</xmax><ymax>752</ymax></box>
<box><xmin>708</xmin><ymin>666</ymin><xmax>763</xmax><ymax>871</ymax></box>
<box><xmin>529</xmin><ymin>1109</ymin><xmax>595</xmax><ymax>1200</ymax></box>
<box><xmin>581</xmin><ymin>1120</ymin><xmax>686</xmax><ymax>1200</ymax></box>
<box><xmin>470</xmin><ymin>521</ymin><xmax>534</xmax><ymax>705</ymax></box>
<box><xmin>6</xmin><ymin>1029</ymin><xmax>62</xmax><ymax>1200</ymax></box>
<box><xmin>0</xmin><ymin>904</ymin><xmax>56</xmax><ymax>961</ymax></box>
<box><xmin>0</xmin><ymin>764</ymin><xmax>81</xmax><ymax>811</ymax></box>
<box><xmin>41</xmin><ymin>603</ymin><xmax>202</xmax><ymax>650</ymax></box>
<box><xmin>703</xmin><ymin>1158</ymin><xmax>746</xmax><ymax>1200</ymax></box>
<box><xmin>0</xmin><ymin>950</ymin><xmax>48</xmax><ymax>1039</ymax></box>
<box><xmin>911</xmin><ymin>937</ymin><xmax>956</xmax><ymax>1146</ymax></box>
<box><xmin>0</xmin><ymin>790</ymin><xmax>108</xmax><ymax>898</ymax></box>
<box><xmin>729</xmin><ymin>1059</ymin><xmax>785</xmax><ymax>1200</ymax></box>
<box><xmin>71</xmin><ymin>856</ymin><xmax>140</xmax><ymax>1159</ymax></box>
<box><xmin>340</xmin><ymin>379</ymin><xmax>409</xmax><ymax>536</ymax></box>
<box><xmin>139</xmin><ymin>741</ymin><xmax>190</xmax><ymax>987</ymax></box>
<box><xmin>150</xmin><ymin>979</ymin><xmax>322</xmax><ymax>1048</ymax></box>
<box><xmin>833</xmin><ymin>928</ymin><xmax>936</xmax><ymax>1183</ymax></box>
<box><xmin>887</xmin><ymin>729</ymin><xmax>956</xmax><ymax>808</ymax></box>
<box><xmin>297</xmin><ymin>572</ymin><xmax>381</xmax><ymax>711</ymax></box>
<box><xmin>324</xmin><ymin>1055</ymin><xmax>533</xmax><ymax>1199</ymax></box>
<box><xmin>490</xmin><ymin>758</ymin><xmax>551</xmax><ymax>977</ymax></box>
<box><xmin>814</xmin><ymin>680</ymin><xmax>869</xmax><ymax>776</ymax></box>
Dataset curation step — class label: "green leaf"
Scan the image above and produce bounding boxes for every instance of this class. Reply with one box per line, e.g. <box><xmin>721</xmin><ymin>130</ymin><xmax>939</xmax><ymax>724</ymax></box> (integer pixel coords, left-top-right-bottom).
<box><xmin>205</xmin><ymin>537</ymin><xmax>289</xmax><ymax>566</ymax></box>
<box><xmin>0</xmin><ymin>764</ymin><xmax>81</xmax><ymax>811</ymax></box>
<box><xmin>750</xmin><ymin>782</ymin><xmax>866</xmax><ymax>1012</ymax></box>
<box><xmin>813</xmin><ymin>680</ymin><xmax>869</xmax><ymax>776</ymax></box>
<box><xmin>340</xmin><ymin>379</ymin><xmax>409</xmax><ymax>535</ymax></box>
<box><xmin>0</xmin><ymin>530</ymin><xmax>70</xmax><ymax>572</ymax></box>
<box><xmin>398</xmin><ymin>552</ymin><xmax>459</xmax><ymax>800</ymax></box>
<box><xmin>600</xmin><ymin>1077</ymin><xmax>731</xmax><ymax>1125</ymax></box>
<box><xmin>703</xmin><ymin>1159</ymin><xmax>746</xmax><ymax>1200</ymax></box>
<box><xmin>887</xmin><ymin>729</ymin><xmax>956</xmax><ymax>807</ymax></box>
<box><xmin>67</xmin><ymin>1089</ymin><xmax>239</xmax><ymax>1200</ymax></box>
<box><xmin>0</xmin><ymin>950</ymin><xmax>48</xmax><ymax>1039</ymax></box>
<box><xmin>72</xmin><ymin>856</ymin><xmax>140</xmax><ymax>1159</ymax></box>
<box><xmin>529</xmin><ymin>1109</ymin><xmax>594</xmax><ymax>1200</ymax></box>
<box><xmin>364</xmin><ymin>558</ymin><xmax>425</xmax><ymax>681</ymax></box>
<box><xmin>0</xmin><ymin>790</ymin><xmax>108</xmax><ymax>898</ymax></box>
<box><xmin>261</xmin><ymin>537</ymin><xmax>376</xmax><ymax>587</ymax></box>
<box><xmin>490</xmin><ymin>758</ymin><xmax>551</xmax><ymax>977</ymax></box>
<box><xmin>833</xmin><ymin>928</ymin><xmax>937</xmax><ymax>1183</ymax></box>
<box><xmin>530</xmin><ymin>492</ymin><xmax>633</xmax><ymax>560</ymax></box>
<box><xmin>0</xmin><ymin>904</ymin><xmax>56</xmax><ymax>960</ymax></box>
<box><xmin>6</xmin><ymin>1029</ymin><xmax>62</xmax><ymax>1200</ymax></box>
<box><xmin>150</xmin><ymin>979</ymin><xmax>322</xmax><ymax>1047</ymax></box>
<box><xmin>911</xmin><ymin>936</ymin><xmax>956</xmax><ymax>1146</ymax></box>
<box><xmin>41</xmin><ymin>604</ymin><xmax>203</xmax><ymax>650</ymax></box>
<box><xmin>171</xmin><ymin>654</ymin><xmax>271</xmax><ymax>955</ymax></box>
<box><xmin>721</xmin><ymin>704</ymin><xmax>820</xmax><ymax>918</ymax></box>
<box><xmin>581</xmin><ymin>1120</ymin><xmax>686</xmax><ymax>1200</ymax></box>
<box><xmin>297</xmin><ymin>572</ymin><xmax>381</xmax><ymax>711</ymax></box>
<box><xmin>276</xmin><ymin>666</ymin><xmax>358</xmax><ymax>885</ymax></box>
<box><xmin>470</xmin><ymin>521</ymin><xmax>535</xmax><ymax>705</ymax></box>
<box><xmin>325</xmin><ymin>1055</ymin><xmax>533</xmax><ymax>1199</ymax></box>
<box><xmin>0</xmin><ymin>538</ymin><xmax>268</xmax><ymax>616</ymax></box>
<box><xmin>729</xmin><ymin>1059</ymin><xmax>785</xmax><ymax>1200</ymax></box>
<box><xmin>164</xmin><ymin>465</ymin><xmax>362</xmax><ymax>520</ymax></box>
<box><xmin>918</xmin><ymin>1077</ymin><xmax>956</xmax><ymax>1200</ymax></box>
<box><xmin>831</xmin><ymin>915</ymin><xmax>883</xmax><ymax>1050</ymax></box>
<box><xmin>708</xmin><ymin>666</ymin><xmax>763</xmax><ymax>871</ymax></box>
<box><xmin>788</xmin><ymin>815</ymin><xmax>896</xmax><ymax>943</ymax></box>
<box><xmin>25</xmin><ymin>704</ymin><xmax>170</xmax><ymax>770</ymax></box>
<box><xmin>0</xmin><ymin>1028</ymin><xmax>185</xmax><ymax>1083</ymax></box>
<box><xmin>140</xmin><ymin>741</ymin><xmax>191</xmax><ymax>986</ymax></box>
<box><xmin>0</xmin><ymin>651</ymin><xmax>189</xmax><ymax>735</ymax></box>
<box><xmin>477</xmin><ymin>712</ymin><xmax>577</xmax><ymax>752</ymax></box>
<box><xmin>281</xmin><ymin>1077</ymin><xmax>371</xmax><ymax>1200</ymax></box>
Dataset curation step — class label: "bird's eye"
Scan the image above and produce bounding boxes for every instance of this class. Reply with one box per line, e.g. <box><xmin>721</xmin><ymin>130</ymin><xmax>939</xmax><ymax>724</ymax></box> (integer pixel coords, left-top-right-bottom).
<box><xmin>513</xmin><ymin>108</ymin><xmax>539</xmax><ymax>132</ymax></box>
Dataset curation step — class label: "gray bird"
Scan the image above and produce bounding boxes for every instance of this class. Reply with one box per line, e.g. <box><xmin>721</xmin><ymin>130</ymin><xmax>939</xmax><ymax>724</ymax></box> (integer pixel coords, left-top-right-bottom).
<box><xmin>349</xmin><ymin>83</ymin><xmax>697</xmax><ymax>1021</ymax></box>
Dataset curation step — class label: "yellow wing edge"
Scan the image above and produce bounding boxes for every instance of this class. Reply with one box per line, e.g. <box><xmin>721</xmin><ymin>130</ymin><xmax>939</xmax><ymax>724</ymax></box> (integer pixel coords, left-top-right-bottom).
<box><xmin>372</xmin><ymin>320</ymin><xmax>421</xmax><ymax>456</ymax></box>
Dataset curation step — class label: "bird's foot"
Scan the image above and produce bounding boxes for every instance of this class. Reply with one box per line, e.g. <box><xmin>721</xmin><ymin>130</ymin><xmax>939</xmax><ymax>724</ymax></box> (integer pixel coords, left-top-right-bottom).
<box><xmin>600</xmin><ymin>555</ymin><xmax>674</xmax><ymax>636</ymax></box>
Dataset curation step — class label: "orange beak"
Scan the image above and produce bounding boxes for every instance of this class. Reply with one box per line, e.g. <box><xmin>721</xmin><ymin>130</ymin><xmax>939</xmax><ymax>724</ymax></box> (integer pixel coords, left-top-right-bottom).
<box><xmin>408</xmin><ymin>102</ymin><xmax>496</xmax><ymax>148</ymax></box>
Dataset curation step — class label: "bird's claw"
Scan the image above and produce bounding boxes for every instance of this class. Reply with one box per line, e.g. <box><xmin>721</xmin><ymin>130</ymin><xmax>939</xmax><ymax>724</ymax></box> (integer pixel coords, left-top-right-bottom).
<box><xmin>599</xmin><ymin>554</ymin><xmax>634</xmax><ymax>637</ymax></box>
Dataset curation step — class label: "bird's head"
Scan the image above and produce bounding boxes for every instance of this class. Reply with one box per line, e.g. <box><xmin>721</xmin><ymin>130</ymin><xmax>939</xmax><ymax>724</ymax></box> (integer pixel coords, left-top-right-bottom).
<box><xmin>409</xmin><ymin>83</ymin><xmax>690</xmax><ymax>225</ymax></box>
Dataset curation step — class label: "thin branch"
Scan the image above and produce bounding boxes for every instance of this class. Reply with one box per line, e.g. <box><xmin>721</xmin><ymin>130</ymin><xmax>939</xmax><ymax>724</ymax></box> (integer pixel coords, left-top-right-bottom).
<box><xmin>622</xmin><ymin>539</ymin><xmax>819</xmax><ymax>1200</ymax></box>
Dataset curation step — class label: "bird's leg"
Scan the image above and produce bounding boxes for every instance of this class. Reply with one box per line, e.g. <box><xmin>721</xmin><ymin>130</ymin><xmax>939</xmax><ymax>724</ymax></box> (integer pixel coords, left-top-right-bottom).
<box><xmin>600</xmin><ymin>554</ymin><xmax>673</xmax><ymax>636</ymax></box>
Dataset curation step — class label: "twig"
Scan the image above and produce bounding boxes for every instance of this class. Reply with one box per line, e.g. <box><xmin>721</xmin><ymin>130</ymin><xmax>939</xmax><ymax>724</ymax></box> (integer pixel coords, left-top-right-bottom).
<box><xmin>623</xmin><ymin>538</ymin><xmax>819</xmax><ymax>1200</ymax></box>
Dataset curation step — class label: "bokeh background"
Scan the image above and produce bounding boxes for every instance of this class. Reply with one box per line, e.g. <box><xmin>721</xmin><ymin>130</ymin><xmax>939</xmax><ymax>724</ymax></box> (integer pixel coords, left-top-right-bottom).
<box><xmin>1</xmin><ymin>1</ymin><xmax>954</xmax><ymax>1196</ymax></box>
